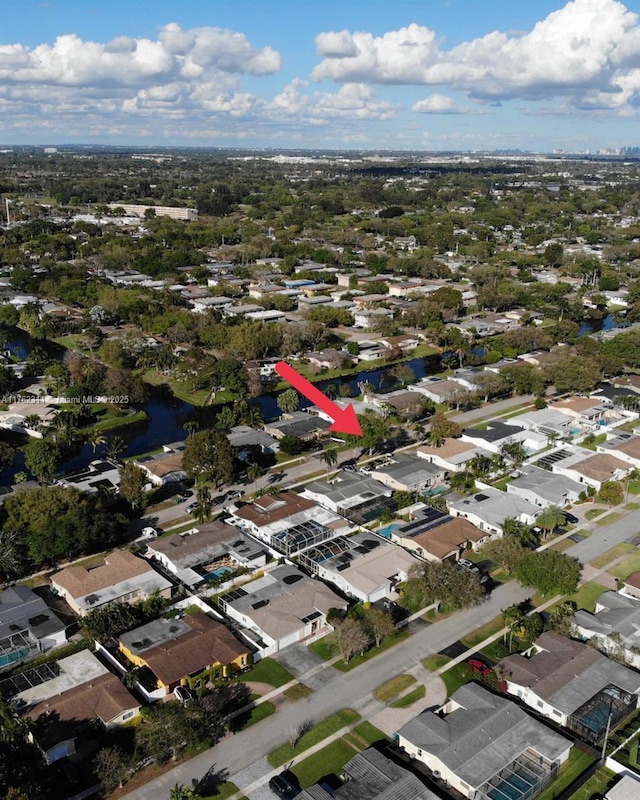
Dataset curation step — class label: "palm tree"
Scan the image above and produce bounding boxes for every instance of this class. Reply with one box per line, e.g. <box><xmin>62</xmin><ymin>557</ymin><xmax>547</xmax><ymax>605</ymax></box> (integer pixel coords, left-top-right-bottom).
<box><xmin>535</xmin><ymin>505</ymin><xmax>566</xmax><ymax>539</ymax></box>
<box><xmin>0</xmin><ymin>530</ymin><xmax>24</xmax><ymax>578</ymax></box>
<box><xmin>277</xmin><ymin>388</ymin><xmax>300</xmax><ymax>415</ymax></box>
<box><xmin>502</xmin><ymin>603</ymin><xmax>525</xmax><ymax>651</ymax></box>
<box><xmin>194</xmin><ymin>485</ymin><xmax>212</xmax><ymax>523</ymax></box>
<box><xmin>243</xmin><ymin>405</ymin><xmax>263</xmax><ymax>429</ymax></box>
<box><xmin>0</xmin><ymin>697</ymin><xmax>29</xmax><ymax>744</ymax></box>
<box><xmin>320</xmin><ymin>447</ymin><xmax>338</xmax><ymax>476</ymax></box>
<box><xmin>169</xmin><ymin>785</ymin><xmax>196</xmax><ymax>800</ymax></box>
<box><xmin>247</xmin><ymin>462</ymin><xmax>264</xmax><ymax>482</ymax></box>
<box><xmin>182</xmin><ymin>420</ymin><xmax>200</xmax><ymax>437</ymax></box>
<box><xmin>107</xmin><ymin>435</ymin><xmax>126</xmax><ymax>461</ymax></box>
<box><xmin>86</xmin><ymin>430</ymin><xmax>106</xmax><ymax>453</ymax></box>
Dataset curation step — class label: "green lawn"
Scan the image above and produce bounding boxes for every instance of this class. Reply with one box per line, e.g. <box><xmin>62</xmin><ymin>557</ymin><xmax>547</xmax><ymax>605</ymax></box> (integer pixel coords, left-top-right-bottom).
<box><xmin>310</xmin><ymin>630</ymin><xmax>411</xmax><ymax>672</ymax></box>
<box><xmin>231</xmin><ymin>658</ymin><xmax>293</xmax><ymax>688</ymax></box>
<box><xmin>200</xmin><ymin>782</ymin><xmax>243</xmax><ymax>800</ymax></box>
<box><xmin>374</xmin><ymin>674</ymin><xmax>416</xmax><ymax>703</ymax></box>
<box><xmin>627</xmin><ymin>478</ymin><xmax>640</xmax><ymax>494</ymax></box>
<box><xmin>585</xmin><ymin>508</ymin><xmax>604</xmax><ymax>521</ymax></box>
<box><xmin>350</xmin><ymin>721</ymin><xmax>389</xmax><ymax>745</ymax></box>
<box><xmin>267</xmin><ymin>709</ymin><xmax>361</xmax><ymax>768</ymax></box>
<box><xmin>597</xmin><ymin>512</ymin><xmax>624</xmax><ymax>526</ymax></box>
<box><xmin>491</xmin><ymin>476</ymin><xmax>512</xmax><ymax>491</ymax></box>
<box><xmin>421</xmin><ymin>654</ymin><xmax>473</xmax><ymax>697</ymax></box>
<box><xmin>565</xmin><ymin>581</ymin><xmax>608</xmax><ymax>612</ymax></box>
<box><xmin>569</xmin><ymin>767</ymin><xmax>617</xmax><ymax>800</ymax></box>
<box><xmin>590</xmin><ymin>543</ymin><xmax>636</xmax><ymax>569</ymax></box>
<box><xmin>624</xmin><ymin>501</ymin><xmax>640</xmax><ymax>510</ymax></box>
<box><xmin>460</xmin><ymin>615</ymin><xmax>505</xmax><ymax>649</ymax></box>
<box><xmin>611</xmin><ymin>550</ymin><xmax>640</xmax><ymax>579</ymax></box>
<box><xmin>581</xmin><ymin>433</ymin><xmax>607</xmax><ymax>451</ymax></box>
<box><xmin>227</xmin><ymin>699</ymin><xmax>275</xmax><ymax>732</ymax></box>
<box><xmin>308</xmin><ymin>637</ymin><xmax>334</xmax><ymax>661</ymax></box>
<box><xmin>333</xmin><ymin>630</ymin><xmax>411</xmax><ymax>672</ymax></box>
<box><xmin>390</xmin><ymin>685</ymin><xmax>426</xmax><ymax>708</ymax></box>
<box><xmin>291</xmin><ymin>739</ymin><xmax>358</xmax><ymax>788</ymax></box>
<box><xmin>422</xmin><ymin>654</ymin><xmax>451</xmax><ymax>671</ymax></box>
<box><xmin>537</xmin><ymin>748</ymin><xmax>595</xmax><ymax>800</ymax></box>
<box><xmin>284</xmin><ymin>683</ymin><xmax>313</xmax><ymax>701</ymax></box>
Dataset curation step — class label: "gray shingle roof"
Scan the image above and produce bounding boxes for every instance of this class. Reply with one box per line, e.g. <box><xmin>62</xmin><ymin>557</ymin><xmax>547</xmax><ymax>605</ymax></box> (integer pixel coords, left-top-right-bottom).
<box><xmin>297</xmin><ymin>748</ymin><xmax>440</xmax><ymax>800</ymax></box>
<box><xmin>397</xmin><ymin>683</ymin><xmax>570</xmax><ymax>789</ymax></box>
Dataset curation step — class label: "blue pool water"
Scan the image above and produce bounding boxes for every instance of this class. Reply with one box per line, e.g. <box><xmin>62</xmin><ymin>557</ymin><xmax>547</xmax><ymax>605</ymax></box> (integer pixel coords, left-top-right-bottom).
<box><xmin>378</xmin><ymin>523</ymin><xmax>402</xmax><ymax>539</ymax></box>
<box><xmin>0</xmin><ymin>647</ymin><xmax>30</xmax><ymax>668</ymax></box>
<box><xmin>203</xmin><ymin>566</ymin><xmax>234</xmax><ymax>582</ymax></box>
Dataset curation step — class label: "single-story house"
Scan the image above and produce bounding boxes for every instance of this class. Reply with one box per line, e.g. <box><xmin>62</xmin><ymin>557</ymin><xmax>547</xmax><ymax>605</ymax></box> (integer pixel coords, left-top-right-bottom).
<box><xmin>144</xmin><ymin>520</ymin><xmax>266</xmax><ymax>587</ymax></box>
<box><xmin>2</xmin><ymin>650</ymin><xmax>140</xmax><ymax>764</ymax></box>
<box><xmin>297</xmin><ymin>748</ymin><xmax>440</xmax><ymax>800</ymax></box>
<box><xmin>390</xmin><ymin>509</ymin><xmax>491</xmax><ymax>562</ymax></box>
<box><xmin>298</xmin><ymin>532</ymin><xmax>420</xmax><ymax>603</ymax></box>
<box><xmin>449</xmin><ymin>487</ymin><xmax>540</xmax><ymax>535</ymax></box>
<box><xmin>118</xmin><ymin>612</ymin><xmax>251</xmax><ymax>694</ymax></box>
<box><xmin>461</xmin><ymin>421</ymin><xmax>546</xmax><ymax>455</ymax></box>
<box><xmin>506</xmin><ymin>466</ymin><xmax>583</xmax><ymax>508</ymax></box>
<box><xmin>0</xmin><ymin>586</ymin><xmax>67</xmax><ymax>669</ymax></box>
<box><xmin>218</xmin><ymin>564</ymin><xmax>346</xmax><ymax>653</ymax></box>
<box><xmin>596</xmin><ymin>433</ymin><xmax>640</xmax><ymax>469</ymax></box>
<box><xmin>263</xmin><ymin>411</ymin><xmax>331</xmax><ymax>441</ymax></box>
<box><xmin>553</xmin><ymin>451</ymin><xmax>630</xmax><ymax>491</ymax></box>
<box><xmin>300</xmin><ymin>471</ymin><xmax>393</xmax><ymax>524</ymax></box>
<box><xmin>396</xmin><ymin>683</ymin><xmax>572</xmax><ymax>800</ymax></box>
<box><xmin>416</xmin><ymin>439</ymin><xmax>492</xmax><ymax>474</ymax></box>
<box><xmin>369</xmin><ymin>454</ymin><xmax>444</xmax><ymax>493</ymax></box>
<box><xmin>498</xmin><ymin>632</ymin><xmax>640</xmax><ymax>738</ymax></box>
<box><xmin>51</xmin><ymin>550</ymin><xmax>173</xmax><ymax>616</ymax></box>
<box><xmin>133</xmin><ymin>447</ymin><xmax>187</xmax><ymax>486</ymax></box>
<box><xmin>573</xmin><ymin>590</ymin><xmax>640</xmax><ymax>670</ymax></box>
<box><xmin>230</xmin><ymin>491</ymin><xmax>350</xmax><ymax>556</ymax></box>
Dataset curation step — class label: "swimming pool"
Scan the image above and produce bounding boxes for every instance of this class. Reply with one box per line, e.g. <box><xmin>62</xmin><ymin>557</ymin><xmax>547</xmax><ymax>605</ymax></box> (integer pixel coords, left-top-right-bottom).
<box><xmin>203</xmin><ymin>566</ymin><xmax>234</xmax><ymax>582</ymax></box>
<box><xmin>378</xmin><ymin>523</ymin><xmax>402</xmax><ymax>539</ymax></box>
<box><xmin>0</xmin><ymin>646</ymin><xmax>30</xmax><ymax>669</ymax></box>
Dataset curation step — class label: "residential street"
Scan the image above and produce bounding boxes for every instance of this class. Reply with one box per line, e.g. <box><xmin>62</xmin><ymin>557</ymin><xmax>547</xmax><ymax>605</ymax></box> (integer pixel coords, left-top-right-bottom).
<box><xmin>121</xmin><ymin>498</ymin><xmax>640</xmax><ymax>800</ymax></box>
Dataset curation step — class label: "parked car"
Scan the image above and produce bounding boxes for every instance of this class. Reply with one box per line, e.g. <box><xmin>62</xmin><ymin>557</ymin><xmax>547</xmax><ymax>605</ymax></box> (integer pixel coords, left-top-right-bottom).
<box><xmin>173</xmin><ymin>686</ymin><xmax>194</xmax><ymax>704</ymax></box>
<box><xmin>180</xmin><ymin>490</ymin><xmax>194</xmax><ymax>499</ymax></box>
<box><xmin>140</xmin><ymin>526</ymin><xmax>158</xmax><ymax>539</ymax></box>
<box><xmin>458</xmin><ymin>558</ymin><xmax>480</xmax><ymax>574</ymax></box>
<box><xmin>187</xmin><ymin>502</ymin><xmax>198</xmax><ymax>514</ymax></box>
<box><xmin>224</xmin><ymin>489</ymin><xmax>243</xmax><ymax>500</ymax></box>
<box><xmin>563</xmin><ymin>511</ymin><xmax>579</xmax><ymax>525</ymax></box>
<box><xmin>269</xmin><ymin>771</ymin><xmax>300</xmax><ymax>799</ymax></box>
<box><xmin>467</xmin><ymin>658</ymin><xmax>492</xmax><ymax>677</ymax></box>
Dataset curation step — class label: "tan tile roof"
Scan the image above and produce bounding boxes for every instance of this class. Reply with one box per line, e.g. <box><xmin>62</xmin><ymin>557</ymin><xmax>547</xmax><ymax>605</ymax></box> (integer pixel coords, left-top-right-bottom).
<box><xmin>551</xmin><ymin>397</ymin><xmax>602</xmax><ymax>413</ymax></box>
<box><xmin>52</xmin><ymin>550</ymin><xmax>153</xmax><ymax>599</ymax></box>
<box><xmin>417</xmin><ymin>439</ymin><xmax>477</xmax><ymax>458</ymax></box>
<box><xmin>235</xmin><ymin>492</ymin><xmax>315</xmax><ymax>527</ymax></box>
<box><xmin>406</xmin><ymin>518</ymin><xmax>486</xmax><ymax>560</ymax></box>
<box><xmin>123</xmin><ymin>613</ymin><xmax>249</xmax><ymax>686</ymax></box>
<box><xmin>148</xmin><ymin>521</ymin><xmax>240</xmax><ymax>559</ymax></box>
<box><xmin>571</xmin><ymin>453</ymin><xmax>629</xmax><ymax>482</ymax></box>
<box><xmin>139</xmin><ymin>451</ymin><xmax>184</xmax><ymax>478</ymax></box>
<box><xmin>247</xmin><ymin>581</ymin><xmax>340</xmax><ymax>640</ymax></box>
<box><xmin>610</xmin><ymin>437</ymin><xmax>640</xmax><ymax>459</ymax></box>
<box><xmin>25</xmin><ymin>671</ymin><xmax>139</xmax><ymax>727</ymax></box>
<box><xmin>421</xmin><ymin>379</ymin><xmax>460</xmax><ymax>397</ymax></box>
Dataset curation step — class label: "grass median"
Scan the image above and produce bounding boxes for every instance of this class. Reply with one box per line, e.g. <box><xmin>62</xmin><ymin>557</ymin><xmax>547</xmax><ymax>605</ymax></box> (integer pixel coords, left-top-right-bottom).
<box><xmin>267</xmin><ymin>709</ymin><xmax>360</xmax><ymax>768</ymax></box>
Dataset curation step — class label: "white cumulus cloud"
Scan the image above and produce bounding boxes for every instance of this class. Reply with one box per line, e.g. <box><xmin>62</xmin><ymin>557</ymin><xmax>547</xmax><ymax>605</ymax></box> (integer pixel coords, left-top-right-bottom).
<box><xmin>412</xmin><ymin>94</ymin><xmax>469</xmax><ymax>114</ymax></box>
<box><xmin>313</xmin><ymin>0</ymin><xmax>640</xmax><ymax>112</ymax></box>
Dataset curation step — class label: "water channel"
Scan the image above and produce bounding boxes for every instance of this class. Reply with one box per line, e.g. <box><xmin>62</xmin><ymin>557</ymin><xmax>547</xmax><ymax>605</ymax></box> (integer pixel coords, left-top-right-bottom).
<box><xmin>1</xmin><ymin>328</ymin><xmax>444</xmax><ymax>480</ymax></box>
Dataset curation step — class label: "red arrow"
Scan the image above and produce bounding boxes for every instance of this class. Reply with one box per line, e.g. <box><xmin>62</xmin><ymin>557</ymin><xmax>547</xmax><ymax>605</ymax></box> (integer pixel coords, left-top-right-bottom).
<box><xmin>275</xmin><ymin>360</ymin><xmax>363</xmax><ymax>437</ymax></box>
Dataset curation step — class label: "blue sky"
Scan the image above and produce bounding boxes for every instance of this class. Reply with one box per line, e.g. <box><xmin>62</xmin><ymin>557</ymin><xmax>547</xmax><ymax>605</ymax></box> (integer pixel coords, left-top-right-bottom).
<box><xmin>2</xmin><ymin>0</ymin><xmax>640</xmax><ymax>150</ymax></box>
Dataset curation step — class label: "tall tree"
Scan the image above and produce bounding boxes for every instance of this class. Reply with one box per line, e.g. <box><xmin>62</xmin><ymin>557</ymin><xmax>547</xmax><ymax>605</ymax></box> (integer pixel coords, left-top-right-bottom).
<box><xmin>277</xmin><ymin>388</ymin><xmax>300</xmax><ymax>415</ymax></box>
<box><xmin>118</xmin><ymin>462</ymin><xmax>148</xmax><ymax>510</ymax></box>
<box><xmin>23</xmin><ymin>439</ymin><xmax>61</xmax><ymax>482</ymax></box>
<box><xmin>515</xmin><ymin>551</ymin><xmax>581</xmax><ymax>596</ymax></box>
<box><xmin>535</xmin><ymin>505</ymin><xmax>566</xmax><ymax>539</ymax></box>
<box><xmin>320</xmin><ymin>447</ymin><xmax>338</xmax><ymax>476</ymax></box>
<box><xmin>332</xmin><ymin>618</ymin><xmax>370</xmax><ymax>663</ymax></box>
<box><xmin>182</xmin><ymin>429</ymin><xmax>238</xmax><ymax>488</ymax></box>
<box><xmin>408</xmin><ymin>560</ymin><xmax>485</xmax><ymax>612</ymax></box>
<box><xmin>364</xmin><ymin>608</ymin><xmax>396</xmax><ymax>647</ymax></box>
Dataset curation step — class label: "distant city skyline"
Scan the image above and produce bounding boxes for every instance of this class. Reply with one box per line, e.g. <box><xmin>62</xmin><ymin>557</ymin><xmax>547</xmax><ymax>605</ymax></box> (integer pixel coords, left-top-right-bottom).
<box><xmin>2</xmin><ymin>0</ymin><xmax>640</xmax><ymax>151</ymax></box>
